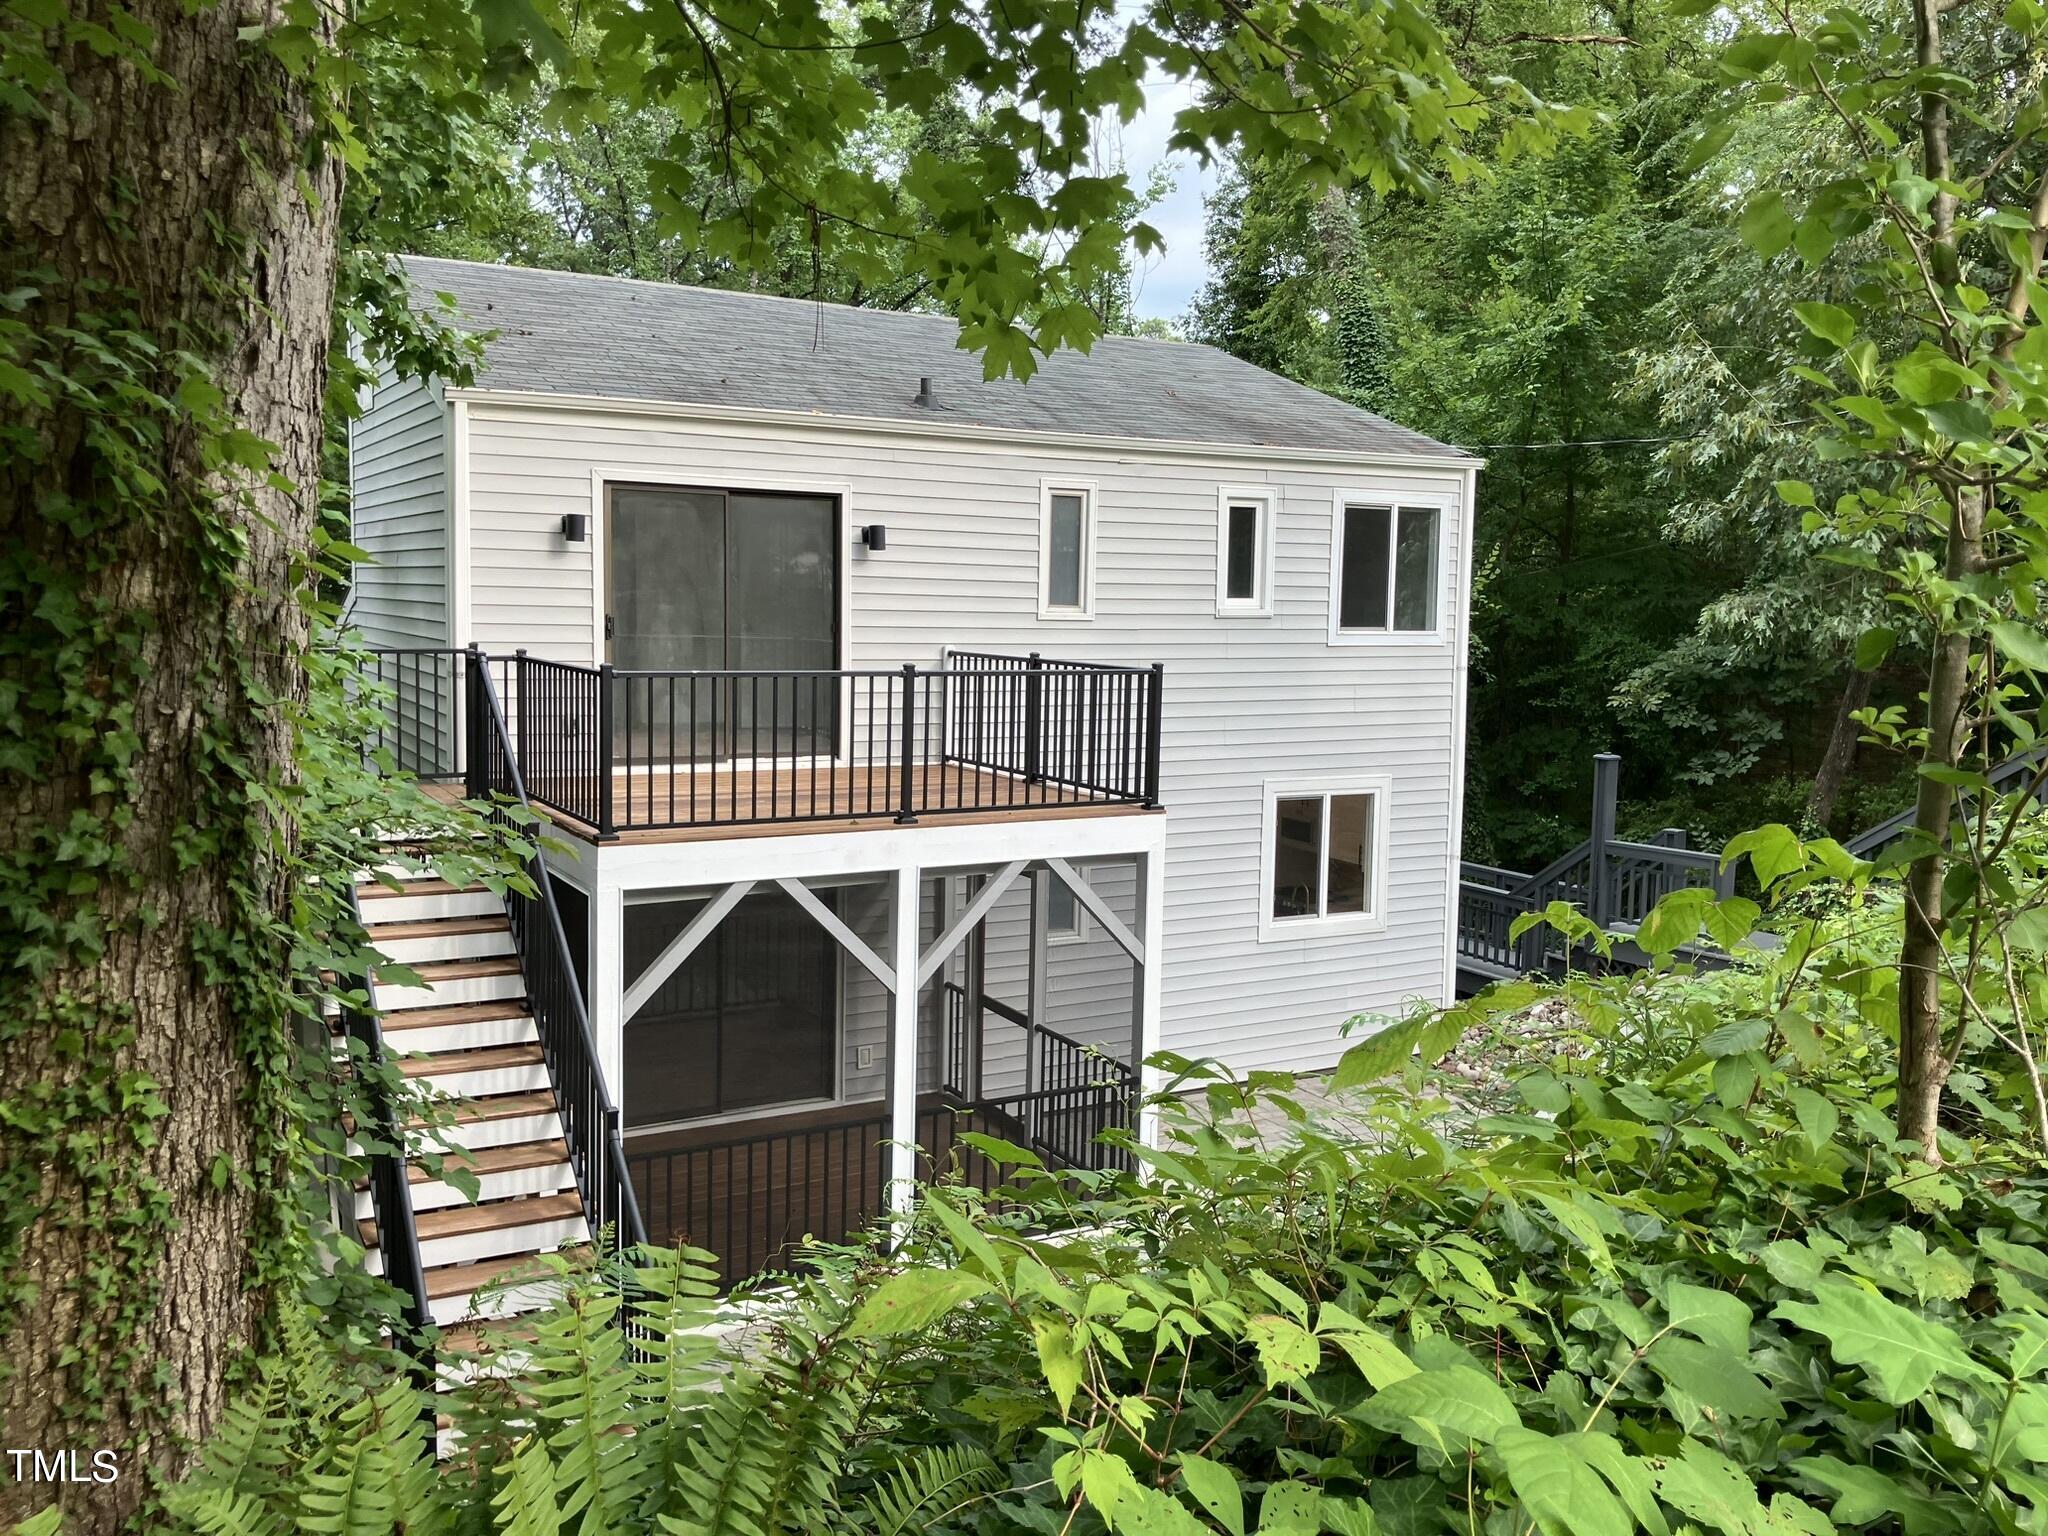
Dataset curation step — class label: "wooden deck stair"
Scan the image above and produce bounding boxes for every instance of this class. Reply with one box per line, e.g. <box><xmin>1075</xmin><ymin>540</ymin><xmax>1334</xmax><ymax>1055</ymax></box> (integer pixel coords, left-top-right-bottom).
<box><xmin>351</xmin><ymin>872</ymin><xmax>593</xmax><ymax>1333</ymax></box>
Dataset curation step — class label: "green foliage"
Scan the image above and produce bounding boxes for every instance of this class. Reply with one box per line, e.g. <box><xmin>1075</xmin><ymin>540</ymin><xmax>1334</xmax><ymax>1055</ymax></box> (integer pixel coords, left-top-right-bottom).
<box><xmin>153</xmin><ymin>833</ymin><xmax>2048</xmax><ymax>1536</ymax></box>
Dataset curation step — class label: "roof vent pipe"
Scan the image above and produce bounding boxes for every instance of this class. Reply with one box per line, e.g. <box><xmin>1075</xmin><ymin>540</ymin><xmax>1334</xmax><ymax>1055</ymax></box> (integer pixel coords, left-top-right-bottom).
<box><xmin>914</xmin><ymin>376</ymin><xmax>938</xmax><ymax>408</ymax></box>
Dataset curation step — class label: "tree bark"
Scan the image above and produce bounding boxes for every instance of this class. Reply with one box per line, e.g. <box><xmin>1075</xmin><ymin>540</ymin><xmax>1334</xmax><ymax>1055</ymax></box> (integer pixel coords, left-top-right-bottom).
<box><xmin>1805</xmin><ymin>666</ymin><xmax>1874</xmax><ymax>828</ymax></box>
<box><xmin>1897</xmin><ymin>485</ymin><xmax>1983</xmax><ymax>1162</ymax></box>
<box><xmin>0</xmin><ymin>5</ymin><xmax>340</xmax><ymax>1530</ymax></box>
<box><xmin>1893</xmin><ymin>0</ymin><xmax>1970</xmax><ymax>1162</ymax></box>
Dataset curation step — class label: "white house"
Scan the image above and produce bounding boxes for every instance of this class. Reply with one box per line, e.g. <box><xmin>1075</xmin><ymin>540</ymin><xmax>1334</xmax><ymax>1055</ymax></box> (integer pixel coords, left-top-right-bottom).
<box><xmin>345</xmin><ymin>256</ymin><xmax>1476</xmax><ymax>1316</ymax></box>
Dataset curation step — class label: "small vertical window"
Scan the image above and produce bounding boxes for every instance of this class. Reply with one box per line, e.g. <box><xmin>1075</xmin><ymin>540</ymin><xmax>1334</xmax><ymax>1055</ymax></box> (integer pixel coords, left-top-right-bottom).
<box><xmin>1335</xmin><ymin>501</ymin><xmax>1442</xmax><ymax>636</ymax></box>
<box><xmin>1262</xmin><ymin>781</ymin><xmax>1388</xmax><ymax>936</ymax></box>
<box><xmin>1041</xmin><ymin>484</ymin><xmax>1094</xmax><ymax>617</ymax></box>
<box><xmin>1046</xmin><ymin>878</ymin><xmax>1083</xmax><ymax>940</ymax></box>
<box><xmin>1217</xmin><ymin>489</ymin><xmax>1273</xmax><ymax>614</ymax></box>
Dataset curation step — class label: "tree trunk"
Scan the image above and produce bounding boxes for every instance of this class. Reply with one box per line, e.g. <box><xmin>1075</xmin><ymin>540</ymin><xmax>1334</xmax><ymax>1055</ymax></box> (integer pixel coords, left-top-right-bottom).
<box><xmin>1897</xmin><ymin>486</ymin><xmax>1984</xmax><ymax>1162</ymax></box>
<box><xmin>0</xmin><ymin>5</ymin><xmax>341</xmax><ymax>1530</ymax></box>
<box><xmin>1805</xmin><ymin>666</ymin><xmax>1874</xmax><ymax>828</ymax></box>
<box><xmin>1893</xmin><ymin>0</ymin><xmax>1970</xmax><ymax>1163</ymax></box>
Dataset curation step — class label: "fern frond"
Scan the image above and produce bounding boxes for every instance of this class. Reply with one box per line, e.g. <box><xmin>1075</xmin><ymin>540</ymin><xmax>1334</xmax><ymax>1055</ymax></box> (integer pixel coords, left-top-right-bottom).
<box><xmin>490</xmin><ymin>1437</ymin><xmax>561</xmax><ymax>1536</ymax></box>
<box><xmin>857</xmin><ymin>1446</ymin><xmax>1004</xmax><ymax>1536</ymax></box>
<box><xmin>664</xmin><ymin>1269</ymin><xmax>876</xmax><ymax>1536</ymax></box>
<box><xmin>525</xmin><ymin>1282</ymin><xmax>638</xmax><ymax>1536</ymax></box>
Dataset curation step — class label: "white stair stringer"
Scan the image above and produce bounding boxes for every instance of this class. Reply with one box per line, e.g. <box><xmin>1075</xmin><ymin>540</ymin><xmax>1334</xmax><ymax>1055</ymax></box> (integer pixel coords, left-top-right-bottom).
<box><xmin>346</xmin><ymin>871</ymin><xmax>601</xmax><ymax>1344</ymax></box>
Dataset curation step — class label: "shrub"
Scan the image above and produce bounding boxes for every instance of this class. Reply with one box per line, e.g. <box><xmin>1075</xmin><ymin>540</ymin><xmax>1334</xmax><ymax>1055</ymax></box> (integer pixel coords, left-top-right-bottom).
<box><xmin>142</xmin><ymin>887</ymin><xmax>2048</xmax><ymax>1536</ymax></box>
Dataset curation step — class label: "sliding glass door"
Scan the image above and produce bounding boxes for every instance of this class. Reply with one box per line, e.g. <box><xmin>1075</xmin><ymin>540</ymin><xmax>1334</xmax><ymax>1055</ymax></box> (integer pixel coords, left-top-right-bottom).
<box><xmin>606</xmin><ymin>484</ymin><xmax>839</xmax><ymax>760</ymax></box>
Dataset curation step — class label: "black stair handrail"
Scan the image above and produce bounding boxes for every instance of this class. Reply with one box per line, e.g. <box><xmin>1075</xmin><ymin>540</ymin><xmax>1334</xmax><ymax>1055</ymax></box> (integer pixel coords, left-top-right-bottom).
<box><xmin>465</xmin><ymin>650</ymin><xmax>648</xmax><ymax>1252</ymax></box>
<box><xmin>340</xmin><ymin>885</ymin><xmax>434</xmax><ymax>1344</ymax></box>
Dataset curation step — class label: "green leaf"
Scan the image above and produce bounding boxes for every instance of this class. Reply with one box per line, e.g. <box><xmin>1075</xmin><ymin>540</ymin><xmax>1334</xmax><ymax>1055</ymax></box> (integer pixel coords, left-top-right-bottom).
<box><xmin>1535</xmin><ymin>1191</ymin><xmax>1614</xmax><ymax>1268</ymax></box>
<box><xmin>1665</xmin><ymin>1282</ymin><xmax>1751</xmax><ymax>1356</ymax></box>
<box><xmin>1647</xmin><ymin>1337</ymin><xmax>1785</xmax><ymax>1423</ymax></box>
<box><xmin>1787</xmin><ymin>1087</ymin><xmax>1839</xmax><ymax>1153</ymax></box>
<box><xmin>1740</xmin><ymin>190</ymin><xmax>1795</xmax><ymax>256</ymax></box>
<box><xmin>1791</xmin><ymin>1455</ymin><xmax>1952</xmax><ymax>1533</ymax></box>
<box><xmin>1891</xmin><ymin>347</ymin><xmax>1970</xmax><ymax>405</ymax></box>
<box><xmin>1704</xmin><ymin>897</ymin><xmax>1761</xmax><ymax>952</ymax></box>
<box><xmin>1571</xmin><ymin>1434</ymin><xmax>1671</xmax><ymax>1536</ymax></box>
<box><xmin>1636</xmin><ymin>887</ymin><xmax>1712</xmax><ymax>956</ymax></box>
<box><xmin>1244</xmin><ymin>1314</ymin><xmax>1321</xmax><ymax>1386</ymax></box>
<box><xmin>1351</xmin><ymin>1366</ymin><xmax>1522</xmax><ymax>1452</ymax></box>
<box><xmin>1495</xmin><ymin>1428</ymin><xmax>1632</xmax><ymax>1536</ymax></box>
<box><xmin>1793</xmin><ymin>302</ymin><xmax>1855</xmax><ymax>348</ymax></box>
<box><xmin>1256</xmin><ymin>1483</ymin><xmax>1323</xmax><ymax>1536</ymax></box>
<box><xmin>1854</xmin><ymin>626</ymin><xmax>1896</xmax><ymax>670</ymax></box>
<box><xmin>1331</xmin><ymin>1013</ymin><xmax>1429</xmax><ymax>1089</ymax></box>
<box><xmin>1721</xmin><ymin>824</ymin><xmax>1805</xmax><ymax>886</ymax></box>
<box><xmin>1318</xmin><ymin>1308</ymin><xmax>1419</xmax><ymax>1389</ymax></box>
<box><xmin>1700</xmin><ymin>1017</ymin><xmax>1768</xmax><ymax>1057</ymax></box>
<box><xmin>1773</xmin><ymin>1280</ymin><xmax>1995</xmax><ymax>1403</ymax></box>
<box><xmin>1177</xmin><ymin>1453</ymin><xmax>1245</xmax><ymax>1536</ymax></box>
<box><xmin>1992</xmin><ymin>621</ymin><xmax>2048</xmax><ymax>673</ymax></box>
<box><xmin>847</xmin><ymin>1269</ymin><xmax>991</xmax><ymax>1338</ymax></box>
<box><xmin>1651</xmin><ymin>1441</ymin><xmax>1771</xmax><ymax>1536</ymax></box>
<box><xmin>1034</xmin><ymin>1319</ymin><xmax>1087</xmax><ymax>1417</ymax></box>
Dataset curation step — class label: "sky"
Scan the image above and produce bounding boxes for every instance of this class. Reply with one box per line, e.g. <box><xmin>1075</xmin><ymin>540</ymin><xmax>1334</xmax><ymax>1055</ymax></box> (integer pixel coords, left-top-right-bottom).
<box><xmin>1114</xmin><ymin>72</ymin><xmax>1216</xmax><ymax>325</ymax></box>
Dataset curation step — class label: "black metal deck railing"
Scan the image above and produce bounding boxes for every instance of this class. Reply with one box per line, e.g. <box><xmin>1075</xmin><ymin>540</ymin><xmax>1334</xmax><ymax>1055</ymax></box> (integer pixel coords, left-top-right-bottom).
<box><xmin>352</xmin><ymin>641</ymin><xmax>1163</xmax><ymax>837</ymax></box>
<box><xmin>466</xmin><ymin>653</ymin><xmax>647</xmax><ymax>1254</ymax></box>
<box><xmin>620</xmin><ymin>985</ymin><xmax>1135</xmax><ymax>1289</ymax></box>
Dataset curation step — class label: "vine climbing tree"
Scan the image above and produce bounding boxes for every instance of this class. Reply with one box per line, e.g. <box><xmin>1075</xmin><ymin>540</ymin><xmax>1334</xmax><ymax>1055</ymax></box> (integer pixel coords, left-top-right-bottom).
<box><xmin>0</xmin><ymin>0</ymin><xmax>1571</xmax><ymax>1526</ymax></box>
<box><xmin>0</xmin><ymin>4</ymin><xmax>341</xmax><ymax>1527</ymax></box>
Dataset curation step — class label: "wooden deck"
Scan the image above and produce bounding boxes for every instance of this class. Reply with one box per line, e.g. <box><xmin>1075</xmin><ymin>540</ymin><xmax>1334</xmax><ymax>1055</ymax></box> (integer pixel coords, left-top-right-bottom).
<box><xmin>432</xmin><ymin>762</ymin><xmax>1153</xmax><ymax>843</ymax></box>
<box><xmin>621</xmin><ymin>1095</ymin><xmax>1029</xmax><ymax>1287</ymax></box>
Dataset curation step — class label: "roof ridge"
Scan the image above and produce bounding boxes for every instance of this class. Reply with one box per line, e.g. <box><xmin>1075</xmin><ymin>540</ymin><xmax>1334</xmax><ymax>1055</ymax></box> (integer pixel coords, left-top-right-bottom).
<box><xmin>399</xmin><ymin>253</ymin><xmax>1212</xmax><ymax>353</ymax></box>
<box><xmin>403</xmin><ymin>254</ymin><xmax>968</xmax><ymax>327</ymax></box>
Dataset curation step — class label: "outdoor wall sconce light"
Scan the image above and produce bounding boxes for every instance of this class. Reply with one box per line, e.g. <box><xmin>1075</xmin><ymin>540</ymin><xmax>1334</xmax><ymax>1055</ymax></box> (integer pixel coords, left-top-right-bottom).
<box><xmin>561</xmin><ymin>512</ymin><xmax>589</xmax><ymax>543</ymax></box>
<box><xmin>861</xmin><ymin>524</ymin><xmax>887</xmax><ymax>551</ymax></box>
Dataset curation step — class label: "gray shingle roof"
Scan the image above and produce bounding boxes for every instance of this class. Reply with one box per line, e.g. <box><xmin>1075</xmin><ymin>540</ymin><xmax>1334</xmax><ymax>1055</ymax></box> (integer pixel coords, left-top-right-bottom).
<box><xmin>401</xmin><ymin>256</ymin><xmax>1462</xmax><ymax>459</ymax></box>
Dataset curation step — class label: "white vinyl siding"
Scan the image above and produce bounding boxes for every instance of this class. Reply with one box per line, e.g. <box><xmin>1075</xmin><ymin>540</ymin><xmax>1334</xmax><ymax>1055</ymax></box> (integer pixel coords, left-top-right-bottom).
<box><xmin>346</xmin><ymin>370</ymin><xmax>449</xmax><ymax>647</ymax></box>
<box><xmin>454</xmin><ymin>400</ymin><xmax>1467</xmax><ymax>1076</ymax></box>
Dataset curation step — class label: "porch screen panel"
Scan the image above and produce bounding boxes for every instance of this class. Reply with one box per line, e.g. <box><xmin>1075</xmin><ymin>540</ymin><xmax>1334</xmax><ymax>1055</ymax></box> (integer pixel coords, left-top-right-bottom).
<box><xmin>610</xmin><ymin>487</ymin><xmax>725</xmax><ymax>758</ymax></box>
<box><xmin>729</xmin><ymin>492</ymin><xmax>837</xmax><ymax>757</ymax></box>
<box><xmin>622</xmin><ymin>889</ymin><xmax>836</xmax><ymax>1128</ymax></box>
<box><xmin>623</xmin><ymin>898</ymin><xmax>720</xmax><ymax>1126</ymax></box>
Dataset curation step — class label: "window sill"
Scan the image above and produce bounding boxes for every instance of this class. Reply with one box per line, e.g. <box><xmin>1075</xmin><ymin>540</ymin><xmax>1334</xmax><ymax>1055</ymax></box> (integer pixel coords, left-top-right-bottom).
<box><xmin>1326</xmin><ymin>628</ymin><xmax>1450</xmax><ymax>648</ymax></box>
<box><xmin>1257</xmin><ymin>912</ymin><xmax>1388</xmax><ymax>944</ymax></box>
<box><xmin>1215</xmin><ymin>604</ymin><xmax>1273</xmax><ymax>620</ymax></box>
<box><xmin>1037</xmin><ymin>608</ymin><xmax>1096</xmax><ymax>622</ymax></box>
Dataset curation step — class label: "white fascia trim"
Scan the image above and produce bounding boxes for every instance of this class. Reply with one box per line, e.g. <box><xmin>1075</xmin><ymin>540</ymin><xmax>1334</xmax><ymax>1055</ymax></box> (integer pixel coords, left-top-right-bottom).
<box><xmin>449</xmin><ymin>395</ymin><xmax>472</xmax><ymax>648</ymax></box>
<box><xmin>1441</xmin><ymin>464</ymin><xmax>1480</xmax><ymax>1004</ymax></box>
<box><xmin>443</xmin><ymin>386</ymin><xmax>1484</xmax><ymax>473</ymax></box>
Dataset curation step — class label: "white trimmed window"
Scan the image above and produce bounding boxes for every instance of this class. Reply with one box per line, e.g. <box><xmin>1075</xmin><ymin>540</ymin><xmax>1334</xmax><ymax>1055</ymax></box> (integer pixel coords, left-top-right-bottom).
<box><xmin>1331</xmin><ymin>500</ymin><xmax>1444</xmax><ymax>639</ymax></box>
<box><xmin>1039</xmin><ymin>482</ymin><xmax>1096</xmax><ymax>618</ymax></box>
<box><xmin>1260</xmin><ymin>778</ymin><xmax>1389</xmax><ymax>939</ymax></box>
<box><xmin>1216</xmin><ymin>488</ymin><xmax>1274</xmax><ymax>615</ymax></box>
<box><xmin>1046</xmin><ymin>876</ymin><xmax>1084</xmax><ymax>942</ymax></box>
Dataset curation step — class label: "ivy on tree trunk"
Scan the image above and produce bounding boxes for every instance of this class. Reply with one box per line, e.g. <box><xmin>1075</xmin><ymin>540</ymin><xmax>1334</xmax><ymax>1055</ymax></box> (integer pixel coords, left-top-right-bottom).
<box><xmin>0</xmin><ymin>3</ymin><xmax>339</xmax><ymax>1526</ymax></box>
